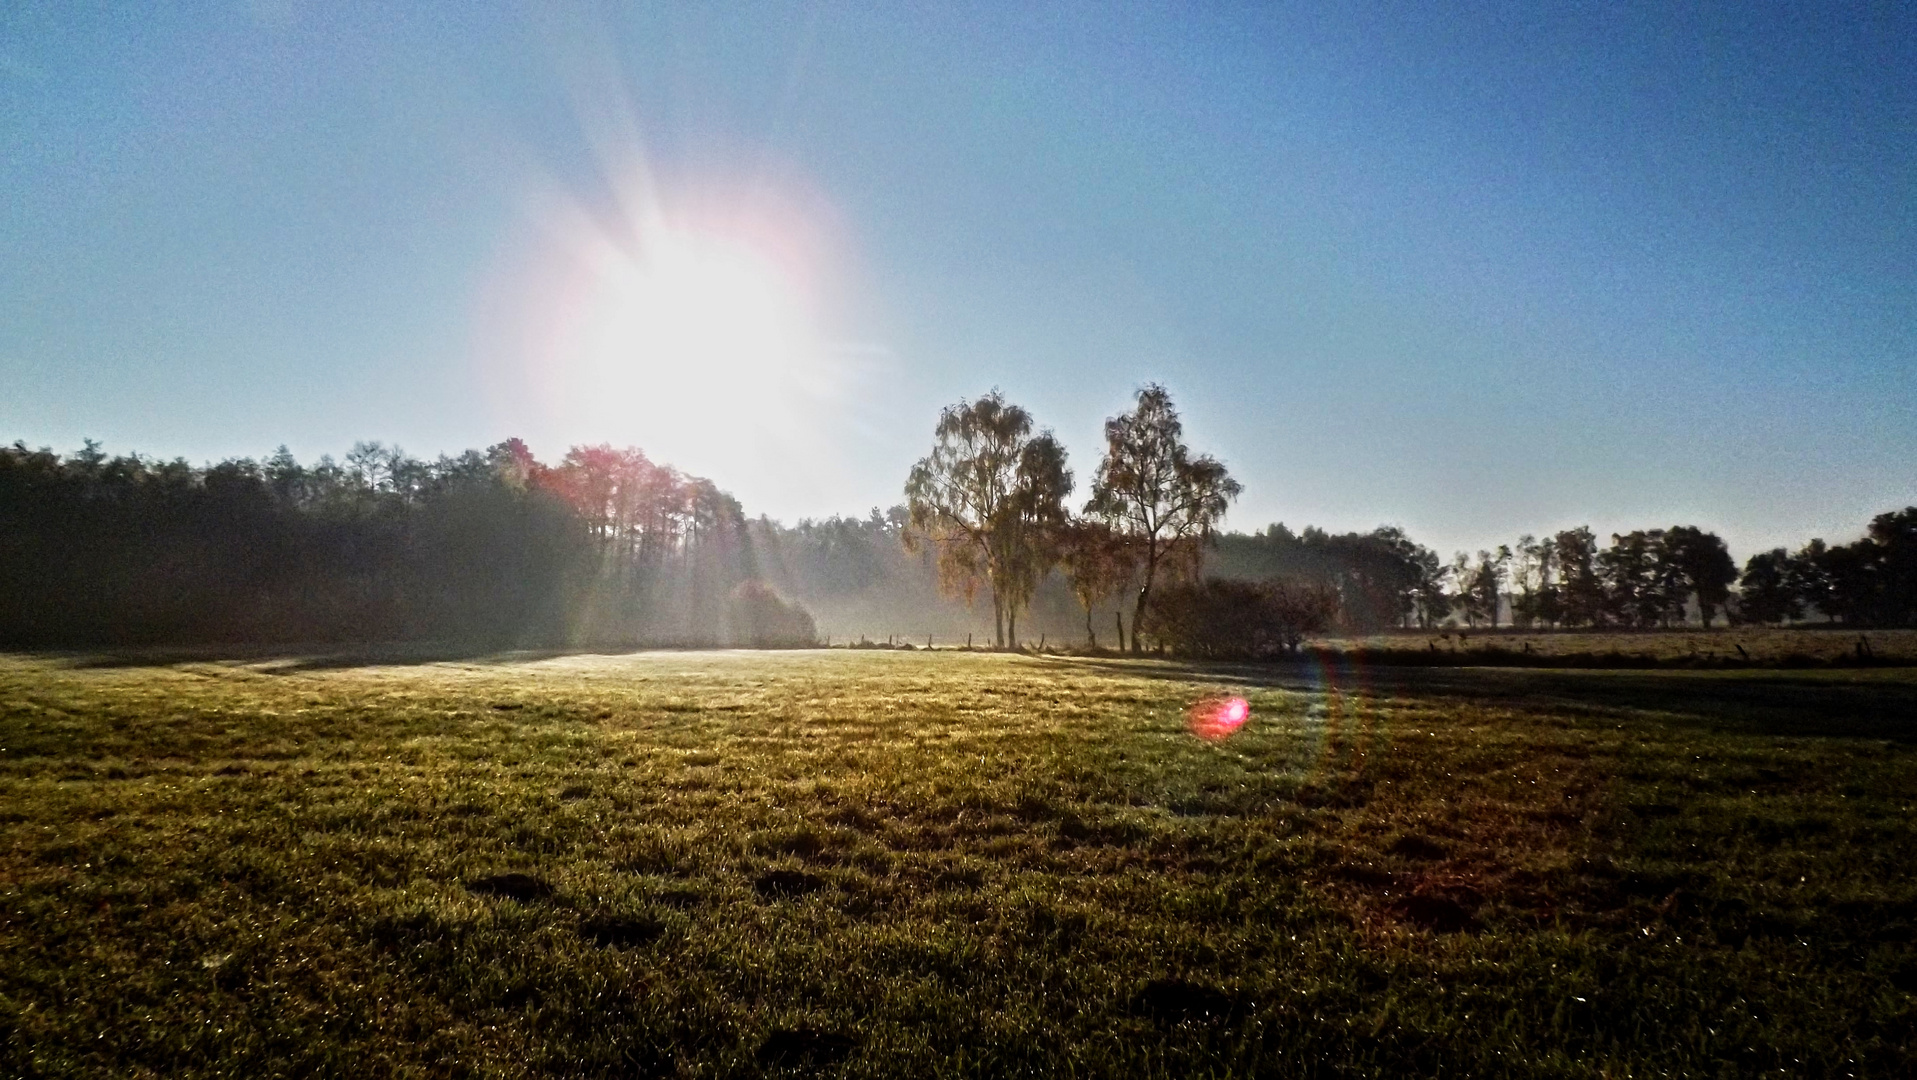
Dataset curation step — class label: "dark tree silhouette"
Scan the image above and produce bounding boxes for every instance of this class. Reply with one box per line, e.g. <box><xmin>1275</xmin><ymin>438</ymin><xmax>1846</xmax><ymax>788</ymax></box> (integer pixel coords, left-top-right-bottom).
<box><xmin>1869</xmin><ymin>508</ymin><xmax>1917</xmax><ymax>625</ymax></box>
<box><xmin>1589</xmin><ymin>527</ymin><xmax>1737</xmax><ymax>628</ymax></box>
<box><xmin>1145</xmin><ymin>578</ymin><xmax>1337</xmax><ymax>659</ymax></box>
<box><xmin>1411</xmin><ymin>545</ymin><xmax>1449</xmax><ymax>629</ymax></box>
<box><xmin>1553</xmin><ymin>527</ymin><xmax>1606</xmax><ymax>627</ymax></box>
<box><xmin>1599</xmin><ymin>530</ymin><xmax>1665</xmax><ymax>628</ymax></box>
<box><xmin>1784</xmin><ymin>539</ymin><xmax>1835</xmax><ymax>622</ymax></box>
<box><xmin>0</xmin><ymin>437</ymin><xmax>785</xmax><ymax>648</ymax></box>
<box><xmin>1211</xmin><ymin>524</ymin><xmax>1433</xmax><ymax>631</ymax></box>
<box><xmin>1785</xmin><ymin>508</ymin><xmax>1917</xmax><ymax>627</ymax></box>
<box><xmin>1737</xmin><ymin>548</ymin><xmax>1801</xmax><ymax>625</ymax></box>
<box><xmin>1662</xmin><ymin>526</ymin><xmax>1738</xmax><ymax>628</ymax></box>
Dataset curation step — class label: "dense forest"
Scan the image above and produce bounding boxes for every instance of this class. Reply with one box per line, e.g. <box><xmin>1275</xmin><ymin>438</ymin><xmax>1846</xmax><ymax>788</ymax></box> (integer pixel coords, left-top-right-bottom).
<box><xmin>2</xmin><ymin>434</ymin><xmax>1913</xmax><ymax>649</ymax></box>
<box><xmin>0</xmin><ymin>439</ymin><xmax>808</xmax><ymax>648</ymax></box>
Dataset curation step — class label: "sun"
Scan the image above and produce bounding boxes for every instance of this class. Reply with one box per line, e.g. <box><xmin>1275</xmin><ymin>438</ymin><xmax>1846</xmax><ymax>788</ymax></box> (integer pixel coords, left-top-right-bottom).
<box><xmin>580</xmin><ymin>225</ymin><xmax>814</xmax><ymax>417</ymax></box>
<box><xmin>503</xmin><ymin>181</ymin><xmax>851</xmax><ymax>491</ymax></box>
<box><xmin>594</xmin><ymin>229</ymin><xmax>805</xmax><ymax>382</ymax></box>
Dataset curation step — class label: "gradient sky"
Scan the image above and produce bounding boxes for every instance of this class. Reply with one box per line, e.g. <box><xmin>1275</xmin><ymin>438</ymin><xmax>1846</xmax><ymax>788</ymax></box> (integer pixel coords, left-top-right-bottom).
<box><xmin>4</xmin><ymin>2</ymin><xmax>1913</xmax><ymax>560</ymax></box>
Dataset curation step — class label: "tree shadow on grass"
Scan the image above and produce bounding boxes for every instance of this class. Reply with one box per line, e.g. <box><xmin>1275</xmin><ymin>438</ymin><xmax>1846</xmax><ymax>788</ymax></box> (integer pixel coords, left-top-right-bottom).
<box><xmin>1037</xmin><ymin>654</ymin><xmax>1917</xmax><ymax>743</ymax></box>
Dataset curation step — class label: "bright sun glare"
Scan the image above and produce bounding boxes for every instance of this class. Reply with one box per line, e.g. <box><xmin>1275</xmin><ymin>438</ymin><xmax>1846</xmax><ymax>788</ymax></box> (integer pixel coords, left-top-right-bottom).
<box><xmin>534</xmin><ymin>212</ymin><xmax>835</xmax><ymax>478</ymax></box>
<box><xmin>585</xmin><ymin>228</ymin><xmax>809</xmax><ymax>395</ymax></box>
<box><xmin>505</xmin><ymin>169</ymin><xmax>856</xmax><ymax>501</ymax></box>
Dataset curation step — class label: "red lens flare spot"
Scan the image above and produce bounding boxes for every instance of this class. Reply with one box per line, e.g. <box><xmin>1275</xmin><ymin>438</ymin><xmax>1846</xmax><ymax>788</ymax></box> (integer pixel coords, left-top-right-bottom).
<box><xmin>1188</xmin><ymin>695</ymin><xmax>1250</xmax><ymax>742</ymax></box>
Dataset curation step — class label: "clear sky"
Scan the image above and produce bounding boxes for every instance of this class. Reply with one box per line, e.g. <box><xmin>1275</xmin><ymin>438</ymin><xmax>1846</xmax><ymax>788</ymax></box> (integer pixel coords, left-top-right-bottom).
<box><xmin>4</xmin><ymin>2</ymin><xmax>1913</xmax><ymax>560</ymax></box>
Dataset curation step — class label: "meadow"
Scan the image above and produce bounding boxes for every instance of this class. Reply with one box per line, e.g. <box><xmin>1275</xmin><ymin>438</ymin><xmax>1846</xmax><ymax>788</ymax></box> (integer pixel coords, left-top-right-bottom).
<box><xmin>2</xmin><ymin>647</ymin><xmax>1913</xmax><ymax>1077</ymax></box>
<box><xmin>1319</xmin><ymin>627</ymin><xmax>1917</xmax><ymax>668</ymax></box>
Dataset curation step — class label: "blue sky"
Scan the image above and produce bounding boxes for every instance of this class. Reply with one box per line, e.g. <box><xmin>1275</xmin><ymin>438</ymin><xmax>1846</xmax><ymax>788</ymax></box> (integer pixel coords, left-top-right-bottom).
<box><xmin>3</xmin><ymin>1</ymin><xmax>1912</xmax><ymax>559</ymax></box>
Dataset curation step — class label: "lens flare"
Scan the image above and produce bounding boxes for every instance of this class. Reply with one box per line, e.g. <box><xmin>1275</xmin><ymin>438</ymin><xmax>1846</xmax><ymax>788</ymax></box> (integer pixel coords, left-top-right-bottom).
<box><xmin>1188</xmin><ymin>695</ymin><xmax>1250</xmax><ymax>741</ymax></box>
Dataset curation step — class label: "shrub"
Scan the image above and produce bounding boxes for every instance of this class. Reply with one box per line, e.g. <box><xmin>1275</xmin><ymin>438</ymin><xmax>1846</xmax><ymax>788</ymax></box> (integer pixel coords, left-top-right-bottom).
<box><xmin>1146</xmin><ymin>577</ymin><xmax>1337</xmax><ymax>659</ymax></box>
<box><xmin>727</xmin><ymin>581</ymin><xmax>819</xmax><ymax>648</ymax></box>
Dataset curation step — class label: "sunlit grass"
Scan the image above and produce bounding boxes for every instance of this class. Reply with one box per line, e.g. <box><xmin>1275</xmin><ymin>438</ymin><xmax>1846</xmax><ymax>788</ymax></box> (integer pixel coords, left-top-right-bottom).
<box><xmin>2</xmin><ymin>649</ymin><xmax>1913</xmax><ymax>1076</ymax></box>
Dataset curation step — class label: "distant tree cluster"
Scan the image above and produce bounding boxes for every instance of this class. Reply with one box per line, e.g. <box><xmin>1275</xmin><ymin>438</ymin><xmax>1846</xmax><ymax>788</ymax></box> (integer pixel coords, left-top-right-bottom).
<box><xmin>726</xmin><ymin>581</ymin><xmax>819</xmax><ymax>648</ymax></box>
<box><xmin>1431</xmin><ymin>519</ymin><xmax>1915</xmax><ymax>630</ymax></box>
<box><xmin>1220</xmin><ymin>515</ymin><xmax>1917</xmax><ymax>633</ymax></box>
<box><xmin>904</xmin><ymin>385</ymin><xmax>1239</xmax><ymax>652</ymax></box>
<box><xmin>1734</xmin><ymin>509</ymin><xmax>1917</xmax><ymax>626</ymax></box>
<box><xmin>1210</xmin><ymin>525</ymin><xmax>1440</xmax><ymax>633</ymax></box>
<box><xmin>1219</xmin><ymin>524</ymin><xmax>1745</xmax><ymax>632</ymax></box>
<box><xmin>1499</xmin><ymin>525</ymin><xmax>1739</xmax><ymax>630</ymax></box>
<box><xmin>1145</xmin><ymin>578</ymin><xmax>1338</xmax><ymax>659</ymax></box>
<box><xmin>737</xmin><ymin>506</ymin><xmax>1089</xmax><ymax>645</ymax></box>
<box><xmin>0</xmin><ymin>437</ymin><xmax>813</xmax><ymax>647</ymax></box>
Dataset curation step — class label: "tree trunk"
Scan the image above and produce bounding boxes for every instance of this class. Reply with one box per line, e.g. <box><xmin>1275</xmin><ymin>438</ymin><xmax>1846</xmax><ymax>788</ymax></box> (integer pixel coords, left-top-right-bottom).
<box><xmin>1130</xmin><ymin>589</ymin><xmax>1145</xmax><ymax>653</ymax></box>
<box><xmin>1007</xmin><ymin>606</ymin><xmax>1018</xmax><ymax>652</ymax></box>
<box><xmin>1115</xmin><ymin>609</ymin><xmax>1125</xmax><ymax>652</ymax></box>
<box><xmin>1131</xmin><ymin>551</ymin><xmax>1158</xmax><ymax>655</ymax></box>
<box><xmin>993</xmin><ymin>596</ymin><xmax>1005</xmax><ymax>649</ymax></box>
<box><xmin>1085</xmin><ymin>606</ymin><xmax>1097</xmax><ymax>649</ymax></box>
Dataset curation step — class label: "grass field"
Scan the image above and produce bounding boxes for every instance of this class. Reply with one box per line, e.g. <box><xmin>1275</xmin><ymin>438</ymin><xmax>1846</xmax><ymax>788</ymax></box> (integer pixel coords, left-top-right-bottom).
<box><xmin>1318</xmin><ymin>627</ymin><xmax>1917</xmax><ymax>668</ymax></box>
<box><xmin>3</xmin><ymin>648</ymin><xmax>1914</xmax><ymax>1077</ymax></box>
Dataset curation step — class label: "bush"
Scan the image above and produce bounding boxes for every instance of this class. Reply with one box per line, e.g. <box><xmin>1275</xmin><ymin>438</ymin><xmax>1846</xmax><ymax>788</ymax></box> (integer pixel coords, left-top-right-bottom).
<box><xmin>727</xmin><ymin>581</ymin><xmax>819</xmax><ymax>648</ymax></box>
<box><xmin>1146</xmin><ymin>577</ymin><xmax>1337</xmax><ymax>659</ymax></box>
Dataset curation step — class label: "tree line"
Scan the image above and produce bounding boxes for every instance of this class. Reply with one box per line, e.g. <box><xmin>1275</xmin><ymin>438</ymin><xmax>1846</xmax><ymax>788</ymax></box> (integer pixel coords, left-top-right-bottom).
<box><xmin>902</xmin><ymin>387</ymin><xmax>1917</xmax><ymax>650</ymax></box>
<box><xmin>5</xmin><ymin>413</ymin><xmax>1912</xmax><ymax>649</ymax></box>
<box><xmin>1734</xmin><ymin>519</ymin><xmax>1917</xmax><ymax>627</ymax></box>
<box><xmin>0</xmin><ymin>438</ymin><xmax>814</xmax><ymax>647</ymax></box>
<box><xmin>1185</xmin><ymin>515</ymin><xmax>1914</xmax><ymax>637</ymax></box>
<box><xmin>1389</xmin><ymin>518</ymin><xmax>1913</xmax><ymax>631</ymax></box>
